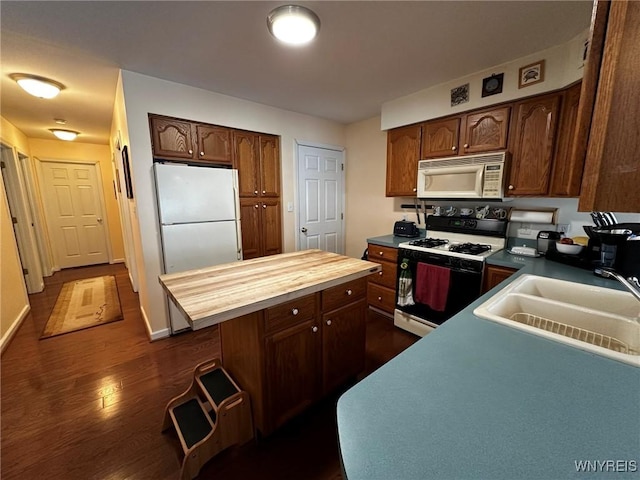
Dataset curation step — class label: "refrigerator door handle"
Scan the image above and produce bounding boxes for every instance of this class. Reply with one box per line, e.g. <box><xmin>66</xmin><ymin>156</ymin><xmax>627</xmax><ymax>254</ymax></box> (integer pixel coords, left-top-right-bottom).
<box><xmin>232</xmin><ymin>170</ymin><xmax>243</xmax><ymax>260</ymax></box>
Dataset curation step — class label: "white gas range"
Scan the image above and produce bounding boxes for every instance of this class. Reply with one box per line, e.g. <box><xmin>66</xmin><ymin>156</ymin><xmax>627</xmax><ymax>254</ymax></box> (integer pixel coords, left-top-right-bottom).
<box><xmin>394</xmin><ymin>216</ymin><xmax>508</xmax><ymax>337</ymax></box>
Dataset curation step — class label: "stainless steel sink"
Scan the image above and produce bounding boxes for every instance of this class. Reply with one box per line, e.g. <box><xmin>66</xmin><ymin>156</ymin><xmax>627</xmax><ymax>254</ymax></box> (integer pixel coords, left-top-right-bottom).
<box><xmin>473</xmin><ymin>275</ymin><xmax>640</xmax><ymax>367</ymax></box>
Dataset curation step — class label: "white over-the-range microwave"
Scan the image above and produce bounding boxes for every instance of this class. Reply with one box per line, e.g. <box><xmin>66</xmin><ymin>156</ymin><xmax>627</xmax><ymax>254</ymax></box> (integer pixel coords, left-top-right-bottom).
<box><xmin>417</xmin><ymin>151</ymin><xmax>508</xmax><ymax>199</ymax></box>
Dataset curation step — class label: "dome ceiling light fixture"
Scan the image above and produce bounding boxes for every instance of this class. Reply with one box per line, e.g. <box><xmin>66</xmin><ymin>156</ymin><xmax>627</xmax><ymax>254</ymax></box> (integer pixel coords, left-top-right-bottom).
<box><xmin>49</xmin><ymin>129</ymin><xmax>79</xmax><ymax>141</ymax></box>
<box><xmin>10</xmin><ymin>73</ymin><xmax>65</xmax><ymax>99</ymax></box>
<box><xmin>267</xmin><ymin>5</ymin><xmax>320</xmax><ymax>46</ymax></box>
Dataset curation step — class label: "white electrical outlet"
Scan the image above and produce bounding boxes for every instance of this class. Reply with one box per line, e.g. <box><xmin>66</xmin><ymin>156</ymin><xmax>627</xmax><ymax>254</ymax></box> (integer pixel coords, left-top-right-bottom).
<box><xmin>557</xmin><ymin>224</ymin><xmax>569</xmax><ymax>234</ymax></box>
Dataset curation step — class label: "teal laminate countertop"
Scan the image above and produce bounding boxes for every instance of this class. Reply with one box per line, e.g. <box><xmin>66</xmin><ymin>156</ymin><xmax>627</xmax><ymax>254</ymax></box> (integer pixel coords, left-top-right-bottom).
<box><xmin>367</xmin><ymin>233</ymin><xmax>425</xmax><ymax>249</ymax></box>
<box><xmin>337</xmin><ymin>253</ymin><xmax>640</xmax><ymax>480</ymax></box>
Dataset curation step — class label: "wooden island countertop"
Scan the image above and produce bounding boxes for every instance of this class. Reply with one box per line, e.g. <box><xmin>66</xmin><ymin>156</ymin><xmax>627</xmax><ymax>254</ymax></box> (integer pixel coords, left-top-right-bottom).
<box><xmin>159</xmin><ymin>249</ymin><xmax>381</xmax><ymax>330</ymax></box>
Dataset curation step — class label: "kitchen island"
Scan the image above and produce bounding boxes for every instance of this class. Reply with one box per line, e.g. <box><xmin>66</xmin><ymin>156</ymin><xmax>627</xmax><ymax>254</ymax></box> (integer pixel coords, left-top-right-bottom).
<box><xmin>337</xmin><ymin>256</ymin><xmax>640</xmax><ymax>479</ymax></box>
<box><xmin>159</xmin><ymin>249</ymin><xmax>381</xmax><ymax>435</ymax></box>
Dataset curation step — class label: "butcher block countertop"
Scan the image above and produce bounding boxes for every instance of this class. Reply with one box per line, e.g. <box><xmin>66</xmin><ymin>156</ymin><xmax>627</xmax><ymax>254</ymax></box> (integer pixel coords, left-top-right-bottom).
<box><xmin>159</xmin><ymin>249</ymin><xmax>381</xmax><ymax>330</ymax></box>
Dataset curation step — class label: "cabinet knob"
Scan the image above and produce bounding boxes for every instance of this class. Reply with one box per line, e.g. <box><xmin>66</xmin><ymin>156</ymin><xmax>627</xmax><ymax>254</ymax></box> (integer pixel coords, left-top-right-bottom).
<box><xmin>292</xmin><ymin>308</ymin><xmax>299</xmax><ymax>316</ymax></box>
<box><xmin>377</xmin><ymin>296</ymin><xmax>382</xmax><ymax>301</ymax></box>
<box><xmin>508</xmin><ymin>185</ymin><xmax>515</xmax><ymax>190</ymax></box>
<box><xmin>254</xmin><ymin>204</ymin><xmax>259</xmax><ymax>208</ymax></box>
<box><xmin>412</xmin><ymin>188</ymin><xmax>417</xmax><ymax>192</ymax></box>
<box><xmin>262</xmin><ymin>204</ymin><xmax>267</xmax><ymax>209</ymax></box>
<box><xmin>346</xmin><ymin>289</ymin><xmax>352</xmax><ymax>296</ymax></box>
<box><xmin>378</xmin><ymin>271</ymin><xmax>383</xmax><ymax>276</ymax></box>
<box><xmin>200</xmin><ymin>151</ymin><xmax>204</xmax><ymax>156</ymax></box>
<box><xmin>254</xmin><ymin>190</ymin><xmax>258</xmax><ymax>195</ymax></box>
<box><xmin>188</xmin><ymin>149</ymin><xmax>193</xmax><ymax>154</ymax></box>
<box><xmin>312</xmin><ymin>326</ymin><xmax>318</xmax><ymax>333</ymax></box>
<box><xmin>326</xmin><ymin>320</ymin><xmax>332</xmax><ymax>326</ymax></box>
<box><xmin>379</xmin><ymin>251</ymin><xmax>383</xmax><ymax>256</ymax></box>
<box><xmin>262</xmin><ymin>190</ymin><xmax>266</xmax><ymax>194</ymax></box>
<box><xmin>451</xmin><ymin>146</ymin><xmax>457</xmax><ymax>151</ymax></box>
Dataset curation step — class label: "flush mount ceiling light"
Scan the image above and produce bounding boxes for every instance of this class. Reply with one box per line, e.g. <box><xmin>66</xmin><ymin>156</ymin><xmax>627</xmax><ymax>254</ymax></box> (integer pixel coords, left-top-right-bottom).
<box><xmin>10</xmin><ymin>73</ymin><xmax>65</xmax><ymax>99</ymax></box>
<box><xmin>49</xmin><ymin>129</ymin><xmax>79</xmax><ymax>141</ymax></box>
<box><xmin>267</xmin><ymin>5</ymin><xmax>320</xmax><ymax>46</ymax></box>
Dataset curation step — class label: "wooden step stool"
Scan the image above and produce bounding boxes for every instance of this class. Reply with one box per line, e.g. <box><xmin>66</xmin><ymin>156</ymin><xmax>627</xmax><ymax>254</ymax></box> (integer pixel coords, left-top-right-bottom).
<box><xmin>162</xmin><ymin>358</ymin><xmax>254</xmax><ymax>480</ymax></box>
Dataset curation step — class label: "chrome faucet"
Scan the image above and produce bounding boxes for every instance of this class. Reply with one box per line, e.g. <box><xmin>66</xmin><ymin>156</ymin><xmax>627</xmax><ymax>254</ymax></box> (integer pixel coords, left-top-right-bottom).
<box><xmin>600</xmin><ymin>268</ymin><xmax>640</xmax><ymax>302</ymax></box>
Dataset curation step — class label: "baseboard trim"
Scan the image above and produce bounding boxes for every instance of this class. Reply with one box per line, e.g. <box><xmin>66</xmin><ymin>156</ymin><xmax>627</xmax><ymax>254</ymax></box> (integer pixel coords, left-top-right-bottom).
<box><xmin>141</xmin><ymin>305</ymin><xmax>170</xmax><ymax>341</ymax></box>
<box><xmin>1</xmin><ymin>304</ymin><xmax>30</xmax><ymax>355</ymax></box>
<box><xmin>110</xmin><ymin>258</ymin><xmax>125</xmax><ymax>264</ymax></box>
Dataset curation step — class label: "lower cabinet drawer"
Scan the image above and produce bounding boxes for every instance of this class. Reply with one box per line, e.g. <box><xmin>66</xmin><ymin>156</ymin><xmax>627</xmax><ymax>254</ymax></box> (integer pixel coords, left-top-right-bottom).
<box><xmin>322</xmin><ymin>277</ymin><xmax>366</xmax><ymax>312</ymax></box>
<box><xmin>367</xmin><ymin>283</ymin><xmax>396</xmax><ymax>314</ymax></box>
<box><xmin>368</xmin><ymin>259</ymin><xmax>397</xmax><ymax>289</ymax></box>
<box><xmin>265</xmin><ymin>293</ymin><xmax>318</xmax><ymax>334</ymax></box>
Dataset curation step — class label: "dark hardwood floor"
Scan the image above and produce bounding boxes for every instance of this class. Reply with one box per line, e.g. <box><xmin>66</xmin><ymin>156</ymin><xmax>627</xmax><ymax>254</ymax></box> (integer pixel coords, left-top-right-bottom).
<box><xmin>1</xmin><ymin>263</ymin><xmax>417</xmax><ymax>480</ymax></box>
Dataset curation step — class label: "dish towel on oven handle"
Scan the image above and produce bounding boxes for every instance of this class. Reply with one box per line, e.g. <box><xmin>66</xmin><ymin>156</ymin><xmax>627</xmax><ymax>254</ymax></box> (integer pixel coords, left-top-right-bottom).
<box><xmin>397</xmin><ymin>258</ymin><xmax>415</xmax><ymax>307</ymax></box>
<box><xmin>415</xmin><ymin>262</ymin><xmax>451</xmax><ymax>312</ymax></box>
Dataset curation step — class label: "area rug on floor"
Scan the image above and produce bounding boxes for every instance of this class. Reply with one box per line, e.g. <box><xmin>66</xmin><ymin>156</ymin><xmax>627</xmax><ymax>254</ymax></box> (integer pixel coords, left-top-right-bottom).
<box><xmin>41</xmin><ymin>275</ymin><xmax>123</xmax><ymax>339</ymax></box>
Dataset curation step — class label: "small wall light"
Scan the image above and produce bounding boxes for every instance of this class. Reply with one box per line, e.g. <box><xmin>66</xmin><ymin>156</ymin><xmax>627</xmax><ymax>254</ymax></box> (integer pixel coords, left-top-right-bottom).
<box><xmin>267</xmin><ymin>5</ymin><xmax>320</xmax><ymax>46</ymax></box>
<box><xmin>10</xmin><ymin>73</ymin><xmax>65</xmax><ymax>99</ymax></box>
<box><xmin>49</xmin><ymin>129</ymin><xmax>79</xmax><ymax>141</ymax></box>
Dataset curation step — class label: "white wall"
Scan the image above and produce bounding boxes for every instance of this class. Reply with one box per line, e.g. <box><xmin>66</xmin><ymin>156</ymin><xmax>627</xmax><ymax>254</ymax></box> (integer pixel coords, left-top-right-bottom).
<box><xmin>119</xmin><ymin>70</ymin><xmax>346</xmax><ymax>338</ymax></box>
<box><xmin>381</xmin><ymin>30</ymin><xmax>588</xmax><ymax>130</ymax></box>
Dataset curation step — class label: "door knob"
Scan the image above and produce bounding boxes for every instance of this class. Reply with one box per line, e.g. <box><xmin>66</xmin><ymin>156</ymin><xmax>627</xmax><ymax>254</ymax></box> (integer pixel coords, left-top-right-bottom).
<box><xmin>301</xmin><ymin>227</ymin><xmax>308</xmax><ymax>233</ymax></box>
<box><xmin>97</xmin><ymin>218</ymin><xmax>103</xmax><ymax>224</ymax></box>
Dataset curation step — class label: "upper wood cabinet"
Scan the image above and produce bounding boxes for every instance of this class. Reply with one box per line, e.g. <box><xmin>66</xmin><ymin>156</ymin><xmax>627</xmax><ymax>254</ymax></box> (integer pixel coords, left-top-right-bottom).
<box><xmin>549</xmin><ymin>82</ymin><xmax>583</xmax><ymax>197</ymax></box>
<box><xmin>461</xmin><ymin>106</ymin><xmax>510</xmax><ymax>154</ymax></box>
<box><xmin>386</xmin><ymin>125</ymin><xmax>421</xmax><ymax>197</ymax></box>
<box><xmin>507</xmin><ymin>93</ymin><xmax>561</xmax><ymax>196</ymax></box>
<box><xmin>577</xmin><ymin>0</ymin><xmax>640</xmax><ymax>212</ymax></box>
<box><xmin>421</xmin><ymin>118</ymin><xmax>460</xmax><ymax>158</ymax></box>
<box><xmin>149</xmin><ymin>114</ymin><xmax>232</xmax><ymax>165</ymax></box>
<box><xmin>233</xmin><ymin>131</ymin><xmax>281</xmax><ymax>198</ymax></box>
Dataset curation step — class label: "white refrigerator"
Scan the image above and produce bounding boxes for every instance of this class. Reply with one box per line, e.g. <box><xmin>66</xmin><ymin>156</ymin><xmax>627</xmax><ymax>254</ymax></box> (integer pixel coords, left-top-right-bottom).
<box><xmin>154</xmin><ymin>162</ymin><xmax>242</xmax><ymax>333</ymax></box>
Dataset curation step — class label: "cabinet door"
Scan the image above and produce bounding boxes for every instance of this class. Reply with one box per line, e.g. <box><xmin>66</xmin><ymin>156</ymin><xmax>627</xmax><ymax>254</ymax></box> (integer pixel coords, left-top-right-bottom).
<box><xmin>150</xmin><ymin>116</ymin><xmax>195</xmax><ymax>160</ymax></box>
<box><xmin>233</xmin><ymin>131</ymin><xmax>260</xmax><ymax>197</ymax></box>
<box><xmin>386</xmin><ymin>125</ymin><xmax>422</xmax><ymax>197</ymax></box>
<box><xmin>265</xmin><ymin>319</ymin><xmax>321</xmax><ymax>431</ymax></box>
<box><xmin>239</xmin><ymin>198</ymin><xmax>262</xmax><ymax>260</ymax></box>
<box><xmin>508</xmin><ymin>93</ymin><xmax>561</xmax><ymax>196</ymax></box>
<box><xmin>462</xmin><ymin>106</ymin><xmax>510</xmax><ymax>154</ymax></box>
<box><xmin>322</xmin><ymin>299</ymin><xmax>367</xmax><ymax>394</ymax></box>
<box><xmin>421</xmin><ymin>117</ymin><xmax>460</xmax><ymax>158</ymax></box>
<box><xmin>196</xmin><ymin>125</ymin><xmax>232</xmax><ymax>164</ymax></box>
<box><xmin>549</xmin><ymin>83</ymin><xmax>582</xmax><ymax>197</ymax></box>
<box><xmin>261</xmin><ymin>199</ymin><xmax>282</xmax><ymax>257</ymax></box>
<box><xmin>259</xmin><ymin>135</ymin><xmax>281</xmax><ymax>197</ymax></box>
<box><xmin>482</xmin><ymin>265</ymin><xmax>517</xmax><ymax>293</ymax></box>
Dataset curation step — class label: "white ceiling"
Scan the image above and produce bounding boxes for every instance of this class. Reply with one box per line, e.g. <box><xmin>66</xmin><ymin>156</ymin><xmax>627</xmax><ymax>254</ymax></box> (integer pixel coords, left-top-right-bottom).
<box><xmin>0</xmin><ymin>1</ymin><xmax>593</xmax><ymax>145</ymax></box>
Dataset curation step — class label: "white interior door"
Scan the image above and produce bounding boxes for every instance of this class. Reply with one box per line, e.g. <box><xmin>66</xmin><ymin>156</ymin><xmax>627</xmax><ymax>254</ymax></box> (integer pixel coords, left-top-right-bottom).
<box><xmin>39</xmin><ymin>161</ymin><xmax>109</xmax><ymax>268</ymax></box>
<box><xmin>297</xmin><ymin>144</ymin><xmax>344</xmax><ymax>254</ymax></box>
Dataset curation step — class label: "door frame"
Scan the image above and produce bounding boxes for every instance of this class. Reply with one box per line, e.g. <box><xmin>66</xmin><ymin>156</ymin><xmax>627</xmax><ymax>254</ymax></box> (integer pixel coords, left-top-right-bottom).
<box><xmin>0</xmin><ymin>143</ymin><xmax>44</xmax><ymax>293</ymax></box>
<box><xmin>36</xmin><ymin>157</ymin><xmax>114</xmax><ymax>271</ymax></box>
<box><xmin>295</xmin><ymin>140</ymin><xmax>346</xmax><ymax>253</ymax></box>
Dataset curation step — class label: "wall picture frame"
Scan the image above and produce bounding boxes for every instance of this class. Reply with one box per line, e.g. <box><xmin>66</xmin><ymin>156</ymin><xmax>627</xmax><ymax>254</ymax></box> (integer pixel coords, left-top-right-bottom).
<box><xmin>122</xmin><ymin>145</ymin><xmax>134</xmax><ymax>199</ymax></box>
<box><xmin>518</xmin><ymin>60</ymin><xmax>545</xmax><ymax>88</ymax></box>
<box><xmin>450</xmin><ymin>83</ymin><xmax>469</xmax><ymax>107</ymax></box>
<box><xmin>481</xmin><ymin>73</ymin><xmax>504</xmax><ymax>97</ymax></box>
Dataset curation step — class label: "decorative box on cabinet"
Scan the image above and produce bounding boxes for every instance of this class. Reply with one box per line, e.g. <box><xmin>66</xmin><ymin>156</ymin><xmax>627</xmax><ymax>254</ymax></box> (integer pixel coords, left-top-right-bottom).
<box><xmin>366</xmin><ymin>244</ymin><xmax>398</xmax><ymax>315</ymax></box>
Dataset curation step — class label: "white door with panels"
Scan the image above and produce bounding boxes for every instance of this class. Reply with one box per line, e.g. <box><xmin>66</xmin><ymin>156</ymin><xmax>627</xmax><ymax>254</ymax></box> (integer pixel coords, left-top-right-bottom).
<box><xmin>40</xmin><ymin>161</ymin><xmax>110</xmax><ymax>268</ymax></box>
<box><xmin>297</xmin><ymin>144</ymin><xmax>344</xmax><ymax>254</ymax></box>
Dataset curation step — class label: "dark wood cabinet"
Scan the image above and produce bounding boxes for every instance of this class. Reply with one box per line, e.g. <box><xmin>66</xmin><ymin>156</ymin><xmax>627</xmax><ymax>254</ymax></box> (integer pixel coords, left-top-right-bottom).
<box><xmin>462</xmin><ymin>106</ymin><xmax>510</xmax><ymax>154</ymax></box>
<box><xmin>482</xmin><ymin>264</ymin><xmax>517</xmax><ymax>293</ymax></box>
<box><xmin>421</xmin><ymin>118</ymin><xmax>460</xmax><ymax>158</ymax></box>
<box><xmin>234</xmin><ymin>131</ymin><xmax>281</xmax><ymax>198</ymax></box>
<box><xmin>259</xmin><ymin>135</ymin><xmax>281</xmax><ymax>197</ymax></box>
<box><xmin>550</xmin><ymin>82</ymin><xmax>583</xmax><ymax>197</ymax></box>
<box><xmin>240</xmin><ymin>198</ymin><xmax>282</xmax><ymax>260</ymax></box>
<box><xmin>386</xmin><ymin>125</ymin><xmax>422</xmax><ymax>196</ymax></box>
<box><xmin>219</xmin><ymin>279</ymin><xmax>368</xmax><ymax>436</ymax></box>
<box><xmin>577</xmin><ymin>0</ymin><xmax>640</xmax><ymax>212</ymax></box>
<box><xmin>149</xmin><ymin>115</ymin><xmax>232</xmax><ymax>164</ymax></box>
<box><xmin>366</xmin><ymin>244</ymin><xmax>398</xmax><ymax>315</ymax></box>
<box><xmin>507</xmin><ymin>93</ymin><xmax>562</xmax><ymax>196</ymax></box>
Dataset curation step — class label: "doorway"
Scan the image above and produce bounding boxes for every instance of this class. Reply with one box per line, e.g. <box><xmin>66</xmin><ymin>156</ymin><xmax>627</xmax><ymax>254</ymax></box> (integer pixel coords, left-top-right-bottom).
<box><xmin>296</xmin><ymin>143</ymin><xmax>345</xmax><ymax>254</ymax></box>
<box><xmin>38</xmin><ymin>160</ymin><xmax>111</xmax><ymax>269</ymax></box>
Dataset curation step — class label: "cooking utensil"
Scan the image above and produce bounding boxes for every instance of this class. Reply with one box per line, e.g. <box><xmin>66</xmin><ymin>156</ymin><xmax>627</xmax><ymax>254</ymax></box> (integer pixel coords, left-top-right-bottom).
<box><xmin>603</xmin><ymin>212</ymin><xmax>617</xmax><ymax>226</ymax></box>
<box><xmin>414</xmin><ymin>198</ymin><xmax>421</xmax><ymax>224</ymax></box>
<box><xmin>590</xmin><ymin>212</ymin><xmax>600</xmax><ymax>227</ymax></box>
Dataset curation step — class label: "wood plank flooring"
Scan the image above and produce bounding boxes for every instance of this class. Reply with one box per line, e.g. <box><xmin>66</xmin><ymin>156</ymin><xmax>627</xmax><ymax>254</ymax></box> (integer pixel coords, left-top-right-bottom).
<box><xmin>1</xmin><ymin>263</ymin><xmax>417</xmax><ymax>480</ymax></box>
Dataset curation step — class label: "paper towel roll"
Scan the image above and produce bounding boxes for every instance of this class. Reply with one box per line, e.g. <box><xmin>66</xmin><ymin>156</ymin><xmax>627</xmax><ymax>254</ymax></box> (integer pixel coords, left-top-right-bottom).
<box><xmin>509</xmin><ymin>209</ymin><xmax>556</xmax><ymax>224</ymax></box>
